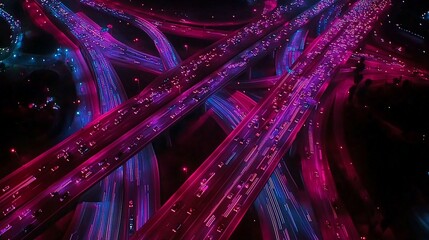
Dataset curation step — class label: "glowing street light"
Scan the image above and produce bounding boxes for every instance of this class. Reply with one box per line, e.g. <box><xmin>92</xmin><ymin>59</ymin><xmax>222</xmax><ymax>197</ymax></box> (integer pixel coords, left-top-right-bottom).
<box><xmin>10</xmin><ymin>147</ymin><xmax>20</xmax><ymax>161</ymax></box>
<box><xmin>134</xmin><ymin>77</ymin><xmax>140</xmax><ymax>90</ymax></box>
<box><xmin>184</xmin><ymin>44</ymin><xmax>188</xmax><ymax>55</ymax></box>
<box><xmin>182</xmin><ymin>166</ymin><xmax>188</xmax><ymax>175</ymax></box>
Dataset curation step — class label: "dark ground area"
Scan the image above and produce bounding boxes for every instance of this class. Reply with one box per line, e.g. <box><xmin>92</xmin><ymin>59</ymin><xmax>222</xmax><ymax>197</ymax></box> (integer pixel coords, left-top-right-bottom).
<box><xmin>0</xmin><ymin>65</ymin><xmax>76</xmax><ymax>178</ymax></box>
<box><xmin>328</xmin><ymin>77</ymin><xmax>429</xmax><ymax>239</ymax></box>
<box><xmin>0</xmin><ymin>18</ymin><xmax>11</xmax><ymax>47</ymax></box>
<box><xmin>128</xmin><ymin>0</ymin><xmax>264</xmax><ymax>24</ymax></box>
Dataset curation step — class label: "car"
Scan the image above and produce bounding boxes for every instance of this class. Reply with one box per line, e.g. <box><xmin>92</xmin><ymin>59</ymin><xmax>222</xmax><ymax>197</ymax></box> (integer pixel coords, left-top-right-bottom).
<box><xmin>216</xmin><ymin>224</ymin><xmax>225</xmax><ymax>233</ymax></box>
<box><xmin>196</xmin><ymin>185</ymin><xmax>208</xmax><ymax>198</ymax></box>
<box><xmin>59</xmin><ymin>191</ymin><xmax>70</xmax><ymax>202</ymax></box>
<box><xmin>78</xmin><ymin>144</ymin><xmax>89</xmax><ymax>155</ymax></box>
<box><xmin>114</xmin><ymin>151</ymin><xmax>123</xmax><ymax>161</ymax></box>
<box><xmin>32</xmin><ymin>209</ymin><xmax>43</xmax><ymax>218</ymax></box>
<box><xmin>129</xmin><ymin>215</ymin><xmax>135</xmax><ymax>232</ymax></box>
<box><xmin>93</xmin><ymin>122</ymin><xmax>101</xmax><ymax>129</ymax></box>
<box><xmin>128</xmin><ymin>200</ymin><xmax>134</xmax><ymax>208</ymax></box>
<box><xmin>114</xmin><ymin>116</ymin><xmax>123</xmax><ymax>125</ymax></box>
<box><xmin>217</xmin><ymin>162</ymin><xmax>224</xmax><ymax>168</ymax></box>
<box><xmin>82</xmin><ymin>171</ymin><xmax>93</xmax><ymax>179</ymax></box>
<box><xmin>50</xmin><ymin>191</ymin><xmax>59</xmax><ymax>197</ymax></box>
<box><xmin>325</xmin><ymin>220</ymin><xmax>332</xmax><ymax>228</ymax></box>
<box><xmin>56</xmin><ymin>149</ymin><xmax>70</xmax><ymax>160</ymax></box>
<box><xmin>133</xmin><ymin>107</ymin><xmax>141</xmax><ymax>115</ymax></box>
<box><xmin>248</xmin><ymin>173</ymin><xmax>257</xmax><ymax>182</ymax></box>
<box><xmin>136</xmin><ymin>134</ymin><xmax>144</xmax><ymax>140</ymax></box>
<box><xmin>98</xmin><ymin>159</ymin><xmax>109</xmax><ymax>166</ymax></box>
<box><xmin>75</xmin><ymin>138</ymin><xmax>83</xmax><ymax>145</ymax></box>
<box><xmin>186</xmin><ymin>208</ymin><xmax>195</xmax><ymax>215</ymax></box>
<box><xmin>2</xmin><ymin>185</ymin><xmax>10</xmax><ymax>192</ymax></box>
<box><xmin>226</xmin><ymin>192</ymin><xmax>234</xmax><ymax>199</ymax></box>
<box><xmin>233</xmin><ymin>204</ymin><xmax>241</xmax><ymax>212</ymax></box>
<box><xmin>12</xmin><ymin>191</ymin><xmax>19</xmax><ymax>199</ymax></box>
<box><xmin>2</xmin><ymin>205</ymin><xmax>15</xmax><ymax>216</ymax></box>
<box><xmin>23</xmin><ymin>224</ymin><xmax>33</xmax><ymax>233</ymax></box>
<box><xmin>118</xmin><ymin>109</ymin><xmax>129</xmax><ymax>116</ymax></box>
<box><xmin>101</xmin><ymin>124</ymin><xmax>109</xmax><ymax>131</ymax></box>
<box><xmin>170</xmin><ymin>201</ymin><xmax>183</xmax><ymax>212</ymax></box>
<box><xmin>51</xmin><ymin>165</ymin><xmax>59</xmax><ymax>172</ymax></box>
<box><xmin>172</xmin><ymin>223</ymin><xmax>182</xmax><ymax>233</ymax></box>
<box><xmin>80</xmin><ymin>166</ymin><xmax>90</xmax><ymax>174</ymax></box>
<box><xmin>101</xmin><ymin>162</ymin><xmax>110</xmax><ymax>170</ymax></box>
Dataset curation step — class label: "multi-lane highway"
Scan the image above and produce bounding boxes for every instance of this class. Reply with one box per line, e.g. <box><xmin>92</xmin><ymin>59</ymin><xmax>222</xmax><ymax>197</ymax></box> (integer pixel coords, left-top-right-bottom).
<box><xmin>0</xmin><ymin>0</ymin><xmax>325</xmax><ymax>238</ymax></box>
<box><xmin>0</xmin><ymin>0</ymin><xmax>404</xmax><ymax>239</ymax></box>
<box><xmin>0</xmin><ymin>0</ymin><xmax>306</xmax><ymax>217</ymax></box>
<box><xmin>207</xmin><ymin>90</ymin><xmax>320</xmax><ymax>239</ymax></box>
<box><xmin>132</xmin><ymin>0</ymin><xmax>391</xmax><ymax>239</ymax></box>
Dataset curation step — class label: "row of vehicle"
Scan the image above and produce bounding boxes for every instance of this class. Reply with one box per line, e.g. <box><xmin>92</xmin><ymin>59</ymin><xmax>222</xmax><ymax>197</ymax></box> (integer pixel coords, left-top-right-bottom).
<box><xmin>49</xmin><ymin>190</ymin><xmax>70</xmax><ymax>202</ymax></box>
<box><xmin>170</xmin><ymin>201</ymin><xmax>195</xmax><ymax>216</ymax></box>
<box><xmin>56</xmin><ymin>148</ymin><xmax>71</xmax><ymax>161</ymax></box>
<box><xmin>1</xmin><ymin>176</ymin><xmax>37</xmax><ymax>216</ymax></box>
<box><xmin>233</xmin><ymin>136</ymin><xmax>250</xmax><ymax>145</ymax></box>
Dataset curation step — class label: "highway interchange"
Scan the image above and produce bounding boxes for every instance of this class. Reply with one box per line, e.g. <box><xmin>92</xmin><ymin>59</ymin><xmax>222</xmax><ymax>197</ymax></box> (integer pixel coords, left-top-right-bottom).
<box><xmin>0</xmin><ymin>0</ymin><xmax>427</xmax><ymax>239</ymax></box>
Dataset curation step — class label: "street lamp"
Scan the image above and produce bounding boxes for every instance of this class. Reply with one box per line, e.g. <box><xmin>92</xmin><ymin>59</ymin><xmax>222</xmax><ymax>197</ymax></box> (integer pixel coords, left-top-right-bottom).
<box><xmin>134</xmin><ymin>77</ymin><xmax>140</xmax><ymax>90</ymax></box>
<box><xmin>184</xmin><ymin>44</ymin><xmax>188</xmax><ymax>55</ymax></box>
<box><xmin>10</xmin><ymin>147</ymin><xmax>20</xmax><ymax>161</ymax></box>
<box><xmin>182</xmin><ymin>166</ymin><xmax>188</xmax><ymax>175</ymax></box>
